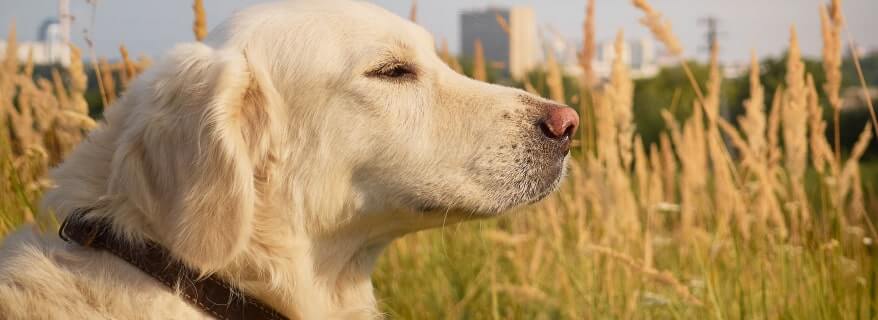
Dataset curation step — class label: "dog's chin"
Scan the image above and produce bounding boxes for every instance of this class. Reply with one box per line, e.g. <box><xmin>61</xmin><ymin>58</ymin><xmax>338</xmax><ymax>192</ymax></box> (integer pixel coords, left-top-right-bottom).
<box><xmin>517</xmin><ymin>158</ymin><xmax>567</xmax><ymax>206</ymax></box>
<box><xmin>415</xmin><ymin>155</ymin><xmax>568</xmax><ymax>216</ymax></box>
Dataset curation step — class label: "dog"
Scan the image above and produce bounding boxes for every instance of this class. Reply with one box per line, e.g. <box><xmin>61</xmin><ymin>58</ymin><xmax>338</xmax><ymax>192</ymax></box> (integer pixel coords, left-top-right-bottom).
<box><xmin>0</xmin><ymin>0</ymin><xmax>579</xmax><ymax>318</ymax></box>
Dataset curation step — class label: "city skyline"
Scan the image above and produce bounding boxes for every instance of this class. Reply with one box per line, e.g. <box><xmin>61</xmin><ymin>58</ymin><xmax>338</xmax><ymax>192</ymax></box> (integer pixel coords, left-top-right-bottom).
<box><xmin>1</xmin><ymin>0</ymin><xmax>877</xmax><ymax>63</ymax></box>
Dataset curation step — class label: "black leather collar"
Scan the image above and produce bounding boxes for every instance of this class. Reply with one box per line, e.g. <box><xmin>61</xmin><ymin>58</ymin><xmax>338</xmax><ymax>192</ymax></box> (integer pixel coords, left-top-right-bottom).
<box><xmin>59</xmin><ymin>209</ymin><xmax>290</xmax><ymax>320</ymax></box>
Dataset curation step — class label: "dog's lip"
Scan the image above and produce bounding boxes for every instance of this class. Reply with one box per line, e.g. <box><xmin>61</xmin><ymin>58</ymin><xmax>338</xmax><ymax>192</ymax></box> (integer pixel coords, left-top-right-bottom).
<box><xmin>559</xmin><ymin>137</ymin><xmax>572</xmax><ymax>154</ymax></box>
<box><xmin>415</xmin><ymin>203</ymin><xmax>444</xmax><ymax>212</ymax></box>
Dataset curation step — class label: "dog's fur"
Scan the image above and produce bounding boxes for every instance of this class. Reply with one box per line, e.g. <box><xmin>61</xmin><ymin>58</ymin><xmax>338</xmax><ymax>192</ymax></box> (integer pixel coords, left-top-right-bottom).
<box><xmin>0</xmin><ymin>1</ymin><xmax>575</xmax><ymax>318</ymax></box>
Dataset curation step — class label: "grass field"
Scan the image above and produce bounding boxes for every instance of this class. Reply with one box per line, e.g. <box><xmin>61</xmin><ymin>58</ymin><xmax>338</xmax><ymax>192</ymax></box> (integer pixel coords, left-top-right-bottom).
<box><xmin>2</xmin><ymin>0</ymin><xmax>878</xmax><ymax>318</ymax></box>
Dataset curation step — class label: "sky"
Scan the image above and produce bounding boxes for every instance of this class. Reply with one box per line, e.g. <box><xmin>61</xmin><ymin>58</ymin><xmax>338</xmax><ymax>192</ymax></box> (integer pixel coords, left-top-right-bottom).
<box><xmin>1</xmin><ymin>0</ymin><xmax>877</xmax><ymax>64</ymax></box>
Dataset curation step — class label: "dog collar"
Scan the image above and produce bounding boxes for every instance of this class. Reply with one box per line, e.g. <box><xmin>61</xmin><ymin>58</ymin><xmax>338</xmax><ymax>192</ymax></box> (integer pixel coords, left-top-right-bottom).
<box><xmin>59</xmin><ymin>209</ymin><xmax>290</xmax><ymax>320</ymax></box>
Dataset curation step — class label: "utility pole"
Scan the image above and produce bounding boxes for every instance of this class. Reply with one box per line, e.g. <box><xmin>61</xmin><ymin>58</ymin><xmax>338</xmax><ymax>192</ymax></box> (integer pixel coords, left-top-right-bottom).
<box><xmin>698</xmin><ymin>16</ymin><xmax>721</xmax><ymax>58</ymax></box>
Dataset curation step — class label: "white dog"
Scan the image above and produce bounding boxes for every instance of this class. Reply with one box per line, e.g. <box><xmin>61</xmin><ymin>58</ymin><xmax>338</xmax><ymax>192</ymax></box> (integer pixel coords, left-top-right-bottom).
<box><xmin>0</xmin><ymin>0</ymin><xmax>578</xmax><ymax>318</ymax></box>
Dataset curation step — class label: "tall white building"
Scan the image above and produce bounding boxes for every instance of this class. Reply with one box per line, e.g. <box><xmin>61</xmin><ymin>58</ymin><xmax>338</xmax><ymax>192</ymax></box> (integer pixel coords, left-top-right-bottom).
<box><xmin>0</xmin><ymin>0</ymin><xmax>72</xmax><ymax>67</ymax></box>
<box><xmin>0</xmin><ymin>19</ymin><xmax>71</xmax><ymax>67</ymax></box>
<box><xmin>461</xmin><ymin>7</ymin><xmax>538</xmax><ymax>80</ymax></box>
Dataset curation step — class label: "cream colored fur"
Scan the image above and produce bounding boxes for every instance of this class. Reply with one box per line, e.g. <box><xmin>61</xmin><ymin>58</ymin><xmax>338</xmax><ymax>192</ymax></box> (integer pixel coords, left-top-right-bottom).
<box><xmin>0</xmin><ymin>1</ymin><xmax>572</xmax><ymax>319</ymax></box>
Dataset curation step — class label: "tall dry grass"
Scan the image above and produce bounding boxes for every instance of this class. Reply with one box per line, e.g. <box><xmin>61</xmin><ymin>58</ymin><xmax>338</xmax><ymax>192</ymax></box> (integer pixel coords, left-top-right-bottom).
<box><xmin>578</xmin><ymin>0</ymin><xmax>597</xmax><ymax>153</ymax></box>
<box><xmin>821</xmin><ymin>0</ymin><xmax>844</xmax><ymax>160</ymax></box>
<box><xmin>1</xmin><ymin>0</ymin><xmax>877</xmax><ymax>318</ymax></box>
<box><xmin>472</xmin><ymin>39</ymin><xmax>487</xmax><ymax>82</ymax></box>
<box><xmin>192</xmin><ymin>0</ymin><xmax>207</xmax><ymax>42</ymax></box>
<box><xmin>0</xmin><ymin>21</ymin><xmax>149</xmax><ymax>234</ymax></box>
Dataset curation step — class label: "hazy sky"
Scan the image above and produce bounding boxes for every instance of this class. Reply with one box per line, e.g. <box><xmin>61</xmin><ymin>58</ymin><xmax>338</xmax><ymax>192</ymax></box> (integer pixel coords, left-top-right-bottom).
<box><xmin>2</xmin><ymin>0</ymin><xmax>877</xmax><ymax>63</ymax></box>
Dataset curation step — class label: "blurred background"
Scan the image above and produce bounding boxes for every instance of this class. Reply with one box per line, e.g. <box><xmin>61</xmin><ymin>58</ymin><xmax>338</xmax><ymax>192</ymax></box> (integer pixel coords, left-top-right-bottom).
<box><xmin>2</xmin><ymin>1</ymin><xmax>878</xmax><ymax>318</ymax></box>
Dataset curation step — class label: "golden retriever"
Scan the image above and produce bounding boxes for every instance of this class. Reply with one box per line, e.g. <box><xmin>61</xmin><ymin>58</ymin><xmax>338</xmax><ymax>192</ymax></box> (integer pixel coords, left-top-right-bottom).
<box><xmin>0</xmin><ymin>0</ymin><xmax>579</xmax><ymax>318</ymax></box>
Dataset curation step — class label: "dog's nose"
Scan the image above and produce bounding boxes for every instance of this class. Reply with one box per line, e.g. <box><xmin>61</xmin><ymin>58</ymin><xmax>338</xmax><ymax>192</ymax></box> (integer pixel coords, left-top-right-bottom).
<box><xmin>540</xmin><ymin>104</ymin><xmax>579</xmax><ymax>140</ymax></box>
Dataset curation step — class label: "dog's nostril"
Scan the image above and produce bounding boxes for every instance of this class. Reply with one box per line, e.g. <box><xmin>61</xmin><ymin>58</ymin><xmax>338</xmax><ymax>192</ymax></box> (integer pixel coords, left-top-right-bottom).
<box><xmin>562</xmin><ymin>124</ymin><xmax>576</xmax><ymax>138</ymax></box>
<box><xmin>540</xmin><ymin>105</ymin><xmax>580</xmax><ymax>140</ymax></box>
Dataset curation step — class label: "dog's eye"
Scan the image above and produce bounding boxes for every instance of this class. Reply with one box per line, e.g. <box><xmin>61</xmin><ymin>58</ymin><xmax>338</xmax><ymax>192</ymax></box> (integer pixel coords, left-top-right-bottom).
<box><xmin>384</xmin><ymin>65</ymin><xmax>413</xmax><ymax>78</ymax></box>
<box><xmin>369</xmin><ymin>63</ymin><xmax>416</xmax><ymax>80</ymax></box>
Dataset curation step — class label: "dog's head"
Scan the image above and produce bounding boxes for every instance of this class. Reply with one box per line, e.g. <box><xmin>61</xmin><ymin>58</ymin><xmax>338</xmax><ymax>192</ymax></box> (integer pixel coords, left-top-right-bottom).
<box><xmin>100</xmin><ymin>0</ymin><xmax>578</xmax><ymax>270</ymax></box>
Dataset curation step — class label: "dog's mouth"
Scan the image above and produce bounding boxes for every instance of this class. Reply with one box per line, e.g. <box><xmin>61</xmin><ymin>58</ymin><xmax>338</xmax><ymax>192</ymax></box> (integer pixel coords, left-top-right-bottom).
<box><xmin>410</xmin><ymin>172</ymin><xmax>567</xmax><ymax>215</ymax></box>
<box><xmin>411</xmin><ymin>139</ymin><xmax>569</xmax><ymax>215</ymax></box>
<box><xmin>415</xmin><ymin>203</ymin><xmax>445</xmax><ymax>213</ymax></box>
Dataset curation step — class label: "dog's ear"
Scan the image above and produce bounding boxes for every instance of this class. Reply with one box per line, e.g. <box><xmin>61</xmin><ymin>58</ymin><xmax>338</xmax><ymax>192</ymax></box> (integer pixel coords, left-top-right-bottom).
<box><xmin>110</xmin><ymin>43</ymin><xmax>275</xmax><ymax>272</ymax></box>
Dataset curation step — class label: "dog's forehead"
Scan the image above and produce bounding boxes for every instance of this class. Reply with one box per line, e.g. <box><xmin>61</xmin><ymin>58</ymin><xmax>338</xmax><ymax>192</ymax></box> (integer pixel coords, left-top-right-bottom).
<box><xmin>353</xmin><ymin>26</ymin><xmax>435</xmax><ymax>61</ymax></box>
<box><xmin>326</xmin><ymin>1</ymin><xmax>435</xmax><ymax>52</ymax></box>
<box><xmin>238</xmin><ymin>1</ymin><xmax>434</xmax><ymax>52</ymax></box>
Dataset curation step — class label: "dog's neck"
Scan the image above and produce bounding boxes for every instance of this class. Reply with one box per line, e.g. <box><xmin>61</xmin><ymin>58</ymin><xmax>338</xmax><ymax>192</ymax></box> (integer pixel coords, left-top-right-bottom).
<box><xmin>211</xmin><ymin>178</ymin><xmax>459</xmax><ymax>319</ymax></box>
<box><xmin>223</xmin><ymin>206</ymin><xmax>406</xmax><ymax>319</ymax></box>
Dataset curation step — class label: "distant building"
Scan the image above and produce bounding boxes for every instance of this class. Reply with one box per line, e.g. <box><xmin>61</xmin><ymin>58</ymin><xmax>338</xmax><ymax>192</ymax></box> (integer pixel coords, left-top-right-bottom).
<box><xmin>553</xmin><ymin>36</ymin><xmax>660</xmax><ymax>81</ymax></box>
<box><xmin>594</xmin><ymin>36</ymin><xmax>659</xmax><ymax>79</ymax></box>
<box><xmin>461</xmin><ymin>7</ymin><xmax>538</xmax><ymax>80</ymax></box>
<box><xmin>0</xmin><ymin>17</ymin><xmax>71</xmax><ymax>67</ymax></box>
